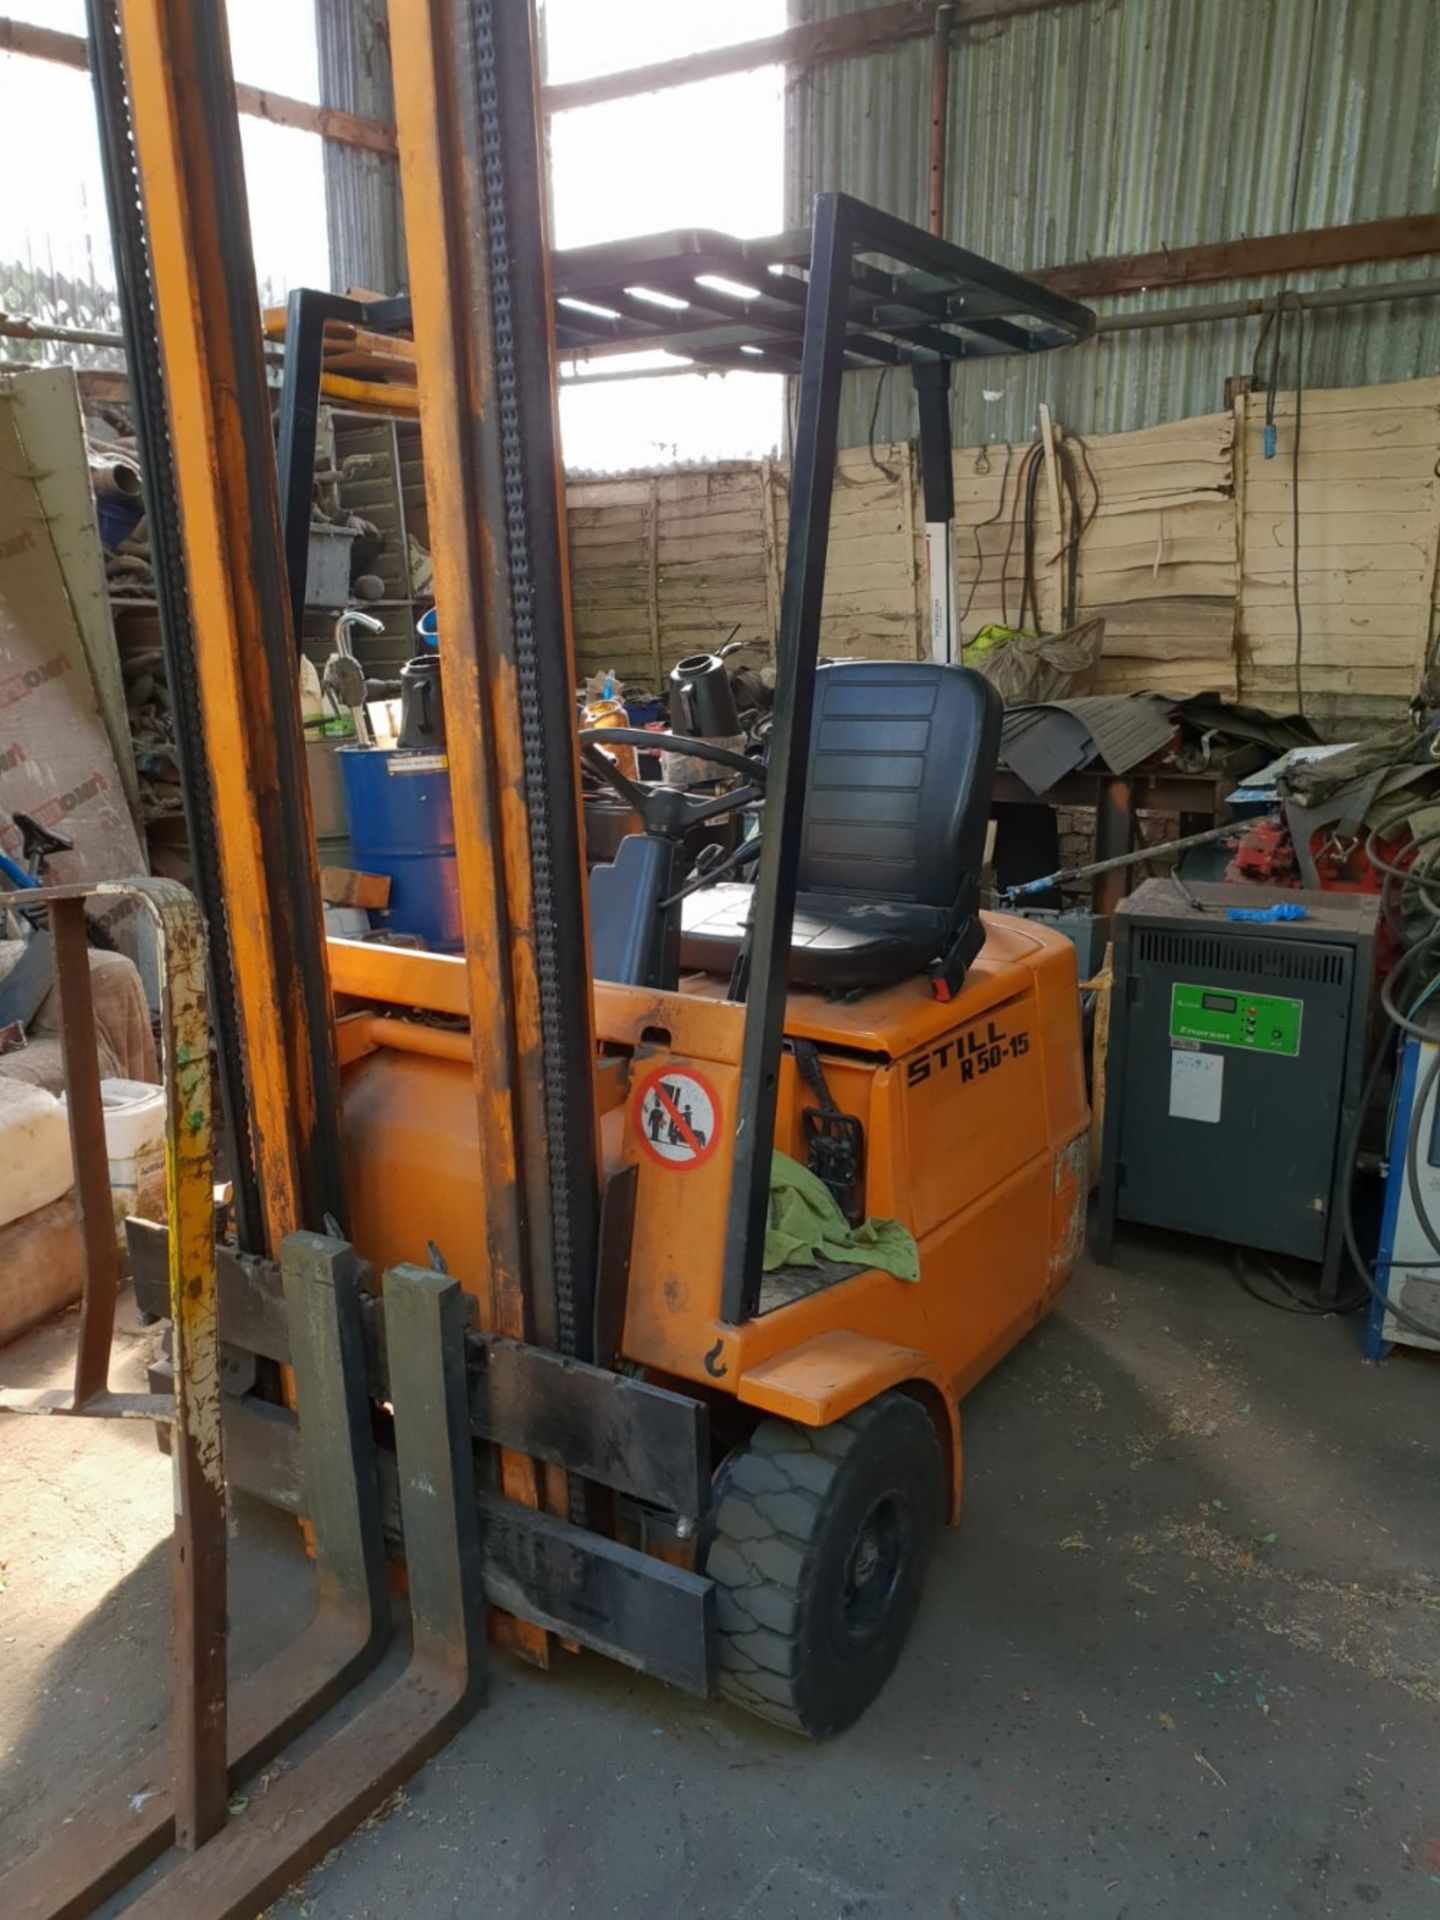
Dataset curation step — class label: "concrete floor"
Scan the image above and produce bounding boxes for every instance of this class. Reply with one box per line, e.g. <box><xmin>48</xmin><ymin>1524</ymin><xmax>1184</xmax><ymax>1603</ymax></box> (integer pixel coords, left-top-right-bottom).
<box><xmin>2</xmin><ymin>1231</ymin><xmax>1438</xmax><ymax>1919</ymax></box>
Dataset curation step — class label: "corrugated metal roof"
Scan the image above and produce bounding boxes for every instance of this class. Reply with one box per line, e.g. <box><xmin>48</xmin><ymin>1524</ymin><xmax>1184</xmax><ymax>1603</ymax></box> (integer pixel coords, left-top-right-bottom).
<box><xmin>786</xmin><ymin>0</ymin><xmax>1440</xmax><ymax>446</ymax></box>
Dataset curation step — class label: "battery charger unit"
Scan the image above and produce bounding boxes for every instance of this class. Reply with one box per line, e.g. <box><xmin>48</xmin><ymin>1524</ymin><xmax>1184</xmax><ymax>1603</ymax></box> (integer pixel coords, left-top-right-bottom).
<box><xmin>1095</xmin><ymin>878</ymin><xmax>1378</xmax><ymax>1298</ymax></box>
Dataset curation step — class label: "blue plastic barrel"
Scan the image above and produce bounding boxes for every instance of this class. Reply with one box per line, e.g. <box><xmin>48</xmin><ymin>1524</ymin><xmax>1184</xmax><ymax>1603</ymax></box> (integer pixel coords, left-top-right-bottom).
<box><xmin>337</xmin><ymin>745</ymin><xmax>461</xmax><ymax>953</ymax></box>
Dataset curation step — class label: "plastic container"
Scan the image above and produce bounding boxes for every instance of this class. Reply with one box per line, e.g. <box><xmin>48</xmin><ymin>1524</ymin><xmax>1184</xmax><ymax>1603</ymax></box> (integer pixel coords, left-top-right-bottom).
<box><xmin>0</xmin><ymin>1080</ymin><xmax>74</xmax><ymax>1230</ymax></box>
<box><xmin>583</xmin><ymin>695</ymin><xmax>639</xmax><ymax>778</ymax></box>
<box><xmin>338</xmin><ymin>744</ymin><xmax>461</xmax><ymax>952</ymax></box>
<box><xmin>99</xmin><ymin>1079</ymin><xmax>167</xmax><ymax>1236</ymax></box>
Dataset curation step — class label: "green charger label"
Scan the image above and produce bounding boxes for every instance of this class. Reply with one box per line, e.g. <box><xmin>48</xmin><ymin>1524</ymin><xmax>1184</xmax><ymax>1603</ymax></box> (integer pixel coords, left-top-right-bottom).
<box><xmin>1169</xmin><ymin>983</ymin><xmax>1303</xmax><ymax>1057</ymax></box>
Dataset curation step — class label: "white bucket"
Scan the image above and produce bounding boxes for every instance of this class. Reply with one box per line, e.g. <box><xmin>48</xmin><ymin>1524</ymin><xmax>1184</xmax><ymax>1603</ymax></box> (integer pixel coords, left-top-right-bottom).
<box><xmin>101</xmin><ymin>1079</ymin><xmax>167</xmax><ymax>1233</ymax></box>
<box><xmin>60</xmin><ymin>1078</ymin><xmax>168</xmax><ymax>1245</ymax></box>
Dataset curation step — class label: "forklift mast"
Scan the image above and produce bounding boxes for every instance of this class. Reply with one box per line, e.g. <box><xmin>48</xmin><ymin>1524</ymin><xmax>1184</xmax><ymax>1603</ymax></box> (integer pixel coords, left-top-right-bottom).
<box><xmin>389</xmin><ymin>0</ymin><xmax>601</xmax><ymax>1361</ymax></box>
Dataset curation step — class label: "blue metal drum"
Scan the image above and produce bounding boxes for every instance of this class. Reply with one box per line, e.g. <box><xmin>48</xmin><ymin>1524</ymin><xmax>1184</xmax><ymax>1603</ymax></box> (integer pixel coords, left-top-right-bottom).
<box><xmin>337</xmin><ymin>745</ymin><xmax>461</xmax><ymax>953</ymax></box>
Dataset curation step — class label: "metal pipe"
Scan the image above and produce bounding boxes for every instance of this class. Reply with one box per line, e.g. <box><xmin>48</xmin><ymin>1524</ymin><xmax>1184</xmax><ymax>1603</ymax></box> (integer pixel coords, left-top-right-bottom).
<box><xmin>50</xmin><ymin>894</ymin><xmax>123</xmax><ymax>1409</ymax></box>
<box><xmin>0</xmin><ymin>313</ymin><xmax>286</xmax><ymax>360</ymax></box>
<box><xmin>362</xmin><ymin>1017</ymin><xmax>473</xmax><ymax>1063</ymax></box>
<box><xmin>1091</xmin><ymin>776</ymin><xmax>1136</xmax><ymax>920</ymax></box>
<box><xmin>0</xmin><ymin>315</ymin><xmax>127</xmax><ymax>349</ymax></box>
<box><xmin>926</xmin><ymin>4</ymin><xmax>954</xmax><ymax>238</ymax></box>
<box><xmin>1002</xmin><ymin>811</ymin><xmax>1276</xmax><ymax>903</ymax></box>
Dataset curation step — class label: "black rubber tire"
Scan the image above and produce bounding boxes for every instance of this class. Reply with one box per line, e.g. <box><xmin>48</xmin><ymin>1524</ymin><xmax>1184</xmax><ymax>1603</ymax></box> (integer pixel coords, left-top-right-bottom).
<box><xmin>706</xmin><ymin>1392</ymin><xmax>943</xmax><ymax>1738</ymax></box>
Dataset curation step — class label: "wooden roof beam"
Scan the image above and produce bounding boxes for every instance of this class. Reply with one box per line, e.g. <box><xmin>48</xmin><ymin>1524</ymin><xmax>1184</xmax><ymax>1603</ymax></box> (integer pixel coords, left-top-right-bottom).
<box><xmin>541</xmin><ymin>0</ymin><xmax>1093</xmax><ymax>116</ymax></box>
<box><xmin>1035</xmin><ymin>213</ymin><xmax>1440</xmax><ymax>300</ymax></box>
<box><xmin>0</xmin><ymin>16</ymin><xmax>398</xmax><ymax>156</ymax></box>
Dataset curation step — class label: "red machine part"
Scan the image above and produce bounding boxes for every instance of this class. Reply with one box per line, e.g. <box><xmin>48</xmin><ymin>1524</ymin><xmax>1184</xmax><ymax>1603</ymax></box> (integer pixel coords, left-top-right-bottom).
<box><xmin>1226</xmin><ymin>815</ymin><xmax>1411</xmax><ymax>895</ymax></box>
<box><xmin>1226</xmin><ymin>812</ymin><xmax>1410</xmax><ymax>983</ymax></box>
<box><xmin>1226</xmin><ymin>817</ymin><xmax>1298</xmax><ymax>887</ymax></box>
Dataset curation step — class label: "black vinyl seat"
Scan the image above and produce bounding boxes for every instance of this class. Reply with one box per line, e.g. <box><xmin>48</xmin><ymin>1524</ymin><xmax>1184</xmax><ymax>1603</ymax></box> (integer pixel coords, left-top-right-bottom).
<box><xmin>681</xmin><ymin>660</ymin><xmax>1002</xmax><ymax>996</ymax></box>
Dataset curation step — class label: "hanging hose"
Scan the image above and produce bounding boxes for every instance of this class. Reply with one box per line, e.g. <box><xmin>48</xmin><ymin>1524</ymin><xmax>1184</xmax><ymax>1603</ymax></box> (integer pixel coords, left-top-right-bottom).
<box><xmin>1017</xmin><ymin>430</ymin><xmax>1087</xmax><ymax>633</ymax></box>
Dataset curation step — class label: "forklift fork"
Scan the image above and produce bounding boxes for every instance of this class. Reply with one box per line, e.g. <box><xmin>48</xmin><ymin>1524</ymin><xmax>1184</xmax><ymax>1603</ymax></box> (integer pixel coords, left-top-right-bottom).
<box><xmin>0</xmin><ymin>880</ymin><xmax>483</xmax><ymax>1919</ymax></box>
<box><xmin>120</xmin><ymin>1266</ymin><xmax>485</xmax><ymax>1920</ymax></box>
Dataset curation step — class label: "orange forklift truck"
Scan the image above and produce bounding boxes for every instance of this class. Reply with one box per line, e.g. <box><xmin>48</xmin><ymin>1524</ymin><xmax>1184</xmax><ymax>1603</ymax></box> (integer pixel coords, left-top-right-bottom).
<box><xmin>120</xmin><ymin>0</ymin><xmax>1096</xmax><ymax>1752</ymax></box>
<box><xmin>284</xmin><ymin>155</ymin><xmax>1093</xmax><ymax>1737</ymax></box>
<box><xmin>112</xmin><ymin>0</ymin><xmax>1098</xmax><ymax>1751</ymax></box>
<box><xmin>3</xmin><ymin>8</ymin><xmax>1102</xmax><ymax>1915</ymax></box>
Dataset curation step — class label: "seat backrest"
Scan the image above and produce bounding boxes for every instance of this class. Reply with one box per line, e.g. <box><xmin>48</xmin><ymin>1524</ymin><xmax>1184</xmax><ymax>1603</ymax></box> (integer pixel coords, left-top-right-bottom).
<box><xmin>798</xmin><ymin>661</ymin><xmax>1002</xmax><ymax>906</ymax></box>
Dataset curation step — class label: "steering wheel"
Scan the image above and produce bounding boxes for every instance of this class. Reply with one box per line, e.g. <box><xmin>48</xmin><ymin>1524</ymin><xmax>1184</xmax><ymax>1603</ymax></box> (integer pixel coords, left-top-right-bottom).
<box><xmin>580</xmin><ymin>728</ymin><xmax>764</xmax><ymax>827</ymax></box>
<box><xmin>579</xmin><ymin>727</ymin><xmax>766</xmax><ymax>901</ymax></box>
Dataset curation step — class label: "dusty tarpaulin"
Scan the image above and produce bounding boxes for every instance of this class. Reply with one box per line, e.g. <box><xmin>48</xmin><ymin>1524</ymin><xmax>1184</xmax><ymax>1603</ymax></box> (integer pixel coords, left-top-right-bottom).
<box><xmin>999</xmin><ymin>693</ymin><xmax>1179</xmax><ymax>796</ymax></box>
<box><xmin>999</xmin><ymin>707</ymin><xmax>1095</xmax><ymax>794</ymax></box>
<box><xmin>1279</xmin><ymin>723</ymin><xmax>1440</xmax><ymax>811</ymax></box>
<box><xmin>973</xmin><ymin>616</ymin><xmax>1105</xmax><ymax>705</ymax></box>
<box><xmin>0</xmin><ymin>370</ymin><xmax>149</xmax><ymax>974</ymax></box>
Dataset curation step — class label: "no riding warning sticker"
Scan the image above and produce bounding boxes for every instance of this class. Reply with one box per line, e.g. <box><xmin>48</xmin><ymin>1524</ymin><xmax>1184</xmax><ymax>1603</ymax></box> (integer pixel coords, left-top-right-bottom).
<box><xmin>633</xmin><ymin>1066</ymin><xmax>721</xmax><ymax>1171</ymax></box>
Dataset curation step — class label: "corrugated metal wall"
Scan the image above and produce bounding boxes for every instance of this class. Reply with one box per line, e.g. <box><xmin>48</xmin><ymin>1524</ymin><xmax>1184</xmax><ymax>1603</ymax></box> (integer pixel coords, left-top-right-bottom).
<box><xmin>316</xmin><ymin>0</ymin><xmax>405</xmax><ymax>294</ymax></box>
<box><xmin>787</xmin><ymin>0</ymin><xmax>1440</xmax><ymax>447</ymax></box>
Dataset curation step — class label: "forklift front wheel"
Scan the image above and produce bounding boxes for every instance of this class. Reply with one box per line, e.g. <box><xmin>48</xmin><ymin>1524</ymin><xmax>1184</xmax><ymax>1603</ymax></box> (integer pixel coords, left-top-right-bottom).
<box><xmin>706</xmin><ymin>1392</ymin><xmax>943</xmax><ymax>1738</ymax></box>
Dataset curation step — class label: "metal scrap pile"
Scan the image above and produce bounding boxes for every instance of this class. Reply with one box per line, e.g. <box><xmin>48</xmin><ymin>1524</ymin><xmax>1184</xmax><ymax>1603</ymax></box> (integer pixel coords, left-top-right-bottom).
<box><xmin>86</xmin><ymin>412</ymin><xmax>156</xmax><ymax>601</ymax></box>
<box><xmin>1225</xmin><ymin>713</ymin><xmax>1440</xmax><ymax>937</ymax></box>
<box><xmin>84</xmin><ymin>409</ymin><xmax>186</xmax><ymax>820</ymax></box>
<box><xmin>119</xmin><ymin>641</ymin><xmax>182</xmax><ymax>821</ymax></box>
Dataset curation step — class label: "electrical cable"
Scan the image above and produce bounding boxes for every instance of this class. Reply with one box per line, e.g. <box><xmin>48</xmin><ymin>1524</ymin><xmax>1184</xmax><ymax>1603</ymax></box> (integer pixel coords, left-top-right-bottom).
<box><xmin>997</xmin><ymin>439</ymin><xmax>1041</xmax><ymax>629</ymax></box>
<box><xmin>1365</xmin><ymin>822</ymin><xmax>1440</xmax><ymax>922</ymax></box>
<box><xmin>1382</xmin><ymin>929</ymin><xmax>1440</xmax><ymax>1042</ymax></box>
<box><xmin>1058</xmin><ymin>437</ymin><xmax>1084</xmax><ymax>628</ymax></box>
<box><xmin>1248</xmin><ymin>0</ymin><xmax>1321</xmax><ymax>718</ymax></box>
<box><xmin>1020</xmin><ymin>444</ymin><xmax>1044</xmax><ymax>630</ymax></box>
<box><xmin>1289</xmin><ymin>292</ymin><xmax>1305</xmax><ymax>716</ymax></box>
<box><xmin>862</xmin><ymin>367</ymin><xmax>901</xmax><ymax>484</ymax></box>
<box><xmin>1018</xmin><ymin>431</ymin><xmax>1087</xmax><ymax>632</ymax></box>
<box><xmin>1234</xmin><ymin>1246</ymin><xmax>1364</xmax><ymax>1316</ymax></box>
<box><xmin>1069</xmin><ymin>431</ymin><xmax>1103</xmax><ymax>543</ymax></box>
<box><xmin>1404</xmin><ymin>1045</ymin><xmax>1440</xmax><ymax>1263</ymax></box>
<box><xmin>957</xmin><ymin>439</ymin><xmax>1014</xmax><ymax>633</ymax></box>
<box><xmin>1255</xmin><ymin>289</ymin><xmax>1308</xmax><ymax>716</ymax></box>
<box><xmin>1333</xmin><ymin>840</ymin><xmax>1440</xmax><ymax>1340</ymax></box>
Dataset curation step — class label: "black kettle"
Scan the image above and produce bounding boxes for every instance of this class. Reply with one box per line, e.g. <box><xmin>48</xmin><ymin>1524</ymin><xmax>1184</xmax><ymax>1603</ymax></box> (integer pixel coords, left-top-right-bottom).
<box><xmin>669</xmin><ymin>650</ymin><xmax>741</xmax><ymax>739</ymax></box>
<box><xmin>398</xmin><ymin>652</ymin><xmax>446</xmax><ymax>753</ymax></box>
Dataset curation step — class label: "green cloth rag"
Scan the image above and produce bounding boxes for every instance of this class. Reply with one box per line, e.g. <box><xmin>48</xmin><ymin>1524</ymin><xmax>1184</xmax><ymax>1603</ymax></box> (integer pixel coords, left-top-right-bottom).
<box><xmin>763</xmin><ymin>1151</ymin><xmax>920</xmax><ymax>1282</ymax></box>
